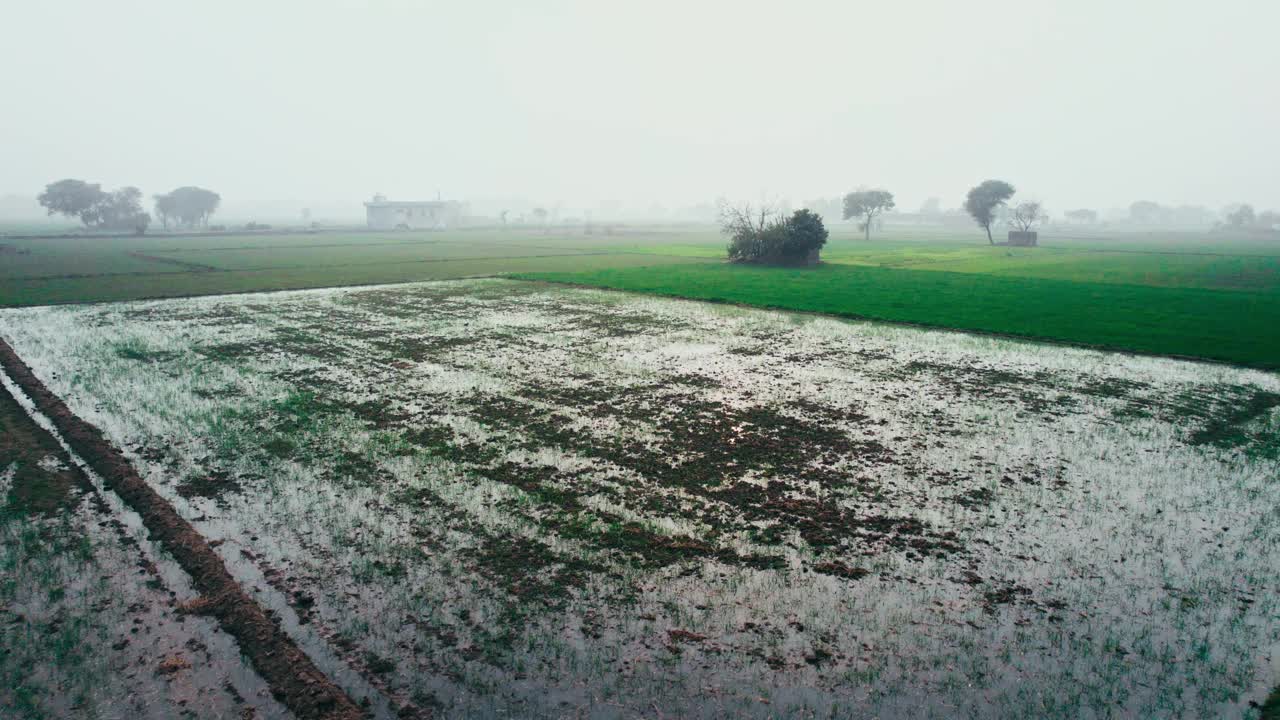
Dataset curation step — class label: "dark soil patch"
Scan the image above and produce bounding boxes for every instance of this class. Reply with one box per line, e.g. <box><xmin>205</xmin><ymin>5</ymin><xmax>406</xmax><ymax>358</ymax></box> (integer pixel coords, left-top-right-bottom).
<box><xmin>982</xmin><ymin>582</ymin><xmax>1033</xmax><ymax>613</ymax></box>
<box><xmin>1113</xmin><ymin>383</ymin><xmax>1280</xmax><ymax>456</ymax></box>
<box><xmin>375</xmin><ymin>335</ymin><xmax>481</xmax><ymax>363</ymax></box>
<box><xmin>5</xmin><ymin>462</ymin><xmax>79</xmax><ymax>515</ymax></box>
<box><xmin>899</xmin><ymin>361</ymin><xmax>1080</xmax><ymax>417</ymax></box>
<box><xmin>666</xmin><ymin>629</ymin><xmax>708</xmax><ymax>643</ymax></box>
<box><xmin>362</xmin><ymin>651</ymin><xmax>396</xmax><ymax>675</ymax></box>
<box><xmin>175</xmin><ymin>470</ymin><xmax>244</xmax><ymax>500</ymax></box>
<box><xmin>463</xmin><ymin>530</ymin><xmax>601</xmax><ymax>606</ymax></box>
<box><xmin>463</xmin><ymin>384</ymin><xmax>960</xmax><ymax>565</ymax></box>
<box><xmin>542</xmin><ymin>304</ymin><xmax>687</xmax><ymax>337</ymax></box>
<box><xmin>1186</xmin><ymin>387</ymin><xmax>1280</xmax><ymax>452</ymax></box>
<box><xmin>405</xmin><ymin>424</ymin><xmax>499</xmax><ymax>465</ymax></box>
<box><xmin>954</xmin><ymin>487</ymin><xmax>996</xmax><ymax>509</ymax></box>
<box><xmin>484</xmin><ymin>461</ymin><xmax>584</xmax><ymax>511</ymax></box>
<box><xmin>813</xmin><ymin>561</ymin><xmax>870</xmax><ymax>580</ymax></box>
<box><xmin>0</xmin><ymin>387</ymin><xmax>90</xmax><ymax>515</ymax></box>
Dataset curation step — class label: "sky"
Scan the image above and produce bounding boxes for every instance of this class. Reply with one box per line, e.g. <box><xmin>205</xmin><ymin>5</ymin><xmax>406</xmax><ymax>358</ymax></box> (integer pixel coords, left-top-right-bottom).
<box><xmin>2</xmin><ymin>0</ymin><xmax>1277</xmax><ymax>219</ymax></box>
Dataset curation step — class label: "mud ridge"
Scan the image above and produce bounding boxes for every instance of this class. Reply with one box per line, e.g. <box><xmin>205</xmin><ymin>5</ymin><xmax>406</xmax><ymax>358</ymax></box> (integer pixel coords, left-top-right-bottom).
<box><xmin>0</xmin><ymin>339</ymin><xmax>366</xmax><ymax>720</ymax></box>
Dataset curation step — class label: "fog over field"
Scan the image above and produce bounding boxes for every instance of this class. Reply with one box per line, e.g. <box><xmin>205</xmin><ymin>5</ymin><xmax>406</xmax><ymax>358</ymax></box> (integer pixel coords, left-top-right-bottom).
<box><xmin>2</xmin><ymin>0</ymin><xmax>1277</xmax><ymax>218</ymax></box>
<box><xmin>6</xmin><ymin>4</ymin><xmax>1280</xmax><ymax>719</ymax></box>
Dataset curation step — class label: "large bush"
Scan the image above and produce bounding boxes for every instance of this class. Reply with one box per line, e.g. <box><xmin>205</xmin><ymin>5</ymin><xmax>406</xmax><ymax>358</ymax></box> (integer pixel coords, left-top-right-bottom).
<box><xmin>725</xmin><ymin>208</ymin><xmax>828</xmax><ymax>264</ymax></box>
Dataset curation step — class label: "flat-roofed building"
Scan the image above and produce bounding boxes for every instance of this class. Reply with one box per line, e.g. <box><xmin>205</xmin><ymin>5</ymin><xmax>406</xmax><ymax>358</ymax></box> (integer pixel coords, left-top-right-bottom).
<box><xmin>364</xmin><ymin>194</ymin><xmax>462</xmax><ymax>230</ymax></box>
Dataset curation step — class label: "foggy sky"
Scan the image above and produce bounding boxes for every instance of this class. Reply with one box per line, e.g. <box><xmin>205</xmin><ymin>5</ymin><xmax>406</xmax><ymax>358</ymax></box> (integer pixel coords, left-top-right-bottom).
<box><xmin>3</xmin><ymin>0</ymin><xmax>1277</xmax><ymax>218</ymax></box>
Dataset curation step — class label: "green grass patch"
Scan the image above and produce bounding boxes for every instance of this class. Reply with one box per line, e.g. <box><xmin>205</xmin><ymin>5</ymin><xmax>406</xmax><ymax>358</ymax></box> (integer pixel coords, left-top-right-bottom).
<box><xmin>5</xmin><ymin>225</ymin><xmax>1280</xmax><ymax>307</ymax></box>
<box><xmin>516</xmin><ymin>262</ymin><xmax>1280</xmax><ymax>368</ymax></box>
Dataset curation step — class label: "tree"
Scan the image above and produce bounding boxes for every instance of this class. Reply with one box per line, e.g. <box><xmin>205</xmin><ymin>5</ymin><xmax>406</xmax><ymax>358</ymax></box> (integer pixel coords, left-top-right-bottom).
<box><xmin>720</xmin><ymin>201</ymin><xmax>777</xmax><ymax>261</ymax></box>
<box><xmin>919</xmin><ymin>197</ymin><xmax>942</xmax><ymax>215</ymax></box>
<box><xmin>1009</xmin><ymin>201</ymin><xmax>1048</xmax><ymax>232</ymax></box>
<box><xmin>155</xmin><ymin>187</ymin><xmax>221</xmax><ymax>228</ymax></box>
<box><xmin>779</xmin><ymin>209</ymin><xmax>829</xmax><ymax>258</ymax></box>
<box><xmin>722</xmin><ymin>203</ymin><xmax>828</xmax><ymax>264</ymax></box>
<box><xmin>1257</xmin><ymin>210</ymin><xmax>1280</xmax><ymax>230</ymax></box>
<box><xmin>91</xmin><ymin>186</ymin><xmax>150</xmax><ymax>232</ymax></box>
<box><xmin>1226</xmin><ymin>203</ymin><xmax>1255</xmax><ymax>227</ymax></box>
<box><xmin>842</xmin><ymin>189</ymin><xmax>895</xmax><ymax>240</ymax></box>
<box><xmin>37</xmin><ymin>179</ymin><xmax>105</xmax><ymax>225</ymax></box>
<box><xmin>37</xmin><ymin>179</ymin><xmax>148</xmax><ymax>232</ymax></box>
<box><xmin>964</xmin><ymin>180</ymin><xmax>1016</xmax><ymax>244</ymax></box>
<box><xmin>153</xmin><ymin>193</ymin><xmax>177</xmax><ymax>229</ymax></box>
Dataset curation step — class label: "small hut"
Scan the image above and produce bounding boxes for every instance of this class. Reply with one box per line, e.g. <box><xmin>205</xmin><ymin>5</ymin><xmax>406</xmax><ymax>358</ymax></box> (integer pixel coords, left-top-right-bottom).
<box><xmin>1006</xmin><ymin>231</ymin><xmax>1038</xmax><ymax>246</ymax></box>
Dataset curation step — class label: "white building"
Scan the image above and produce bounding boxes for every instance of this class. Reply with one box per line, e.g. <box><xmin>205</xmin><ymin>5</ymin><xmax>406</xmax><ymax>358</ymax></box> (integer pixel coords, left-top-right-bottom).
<box><xmin>364</xmin><ymin>194</ymin><xmax>463</xmax><ymax>230</ymax></box>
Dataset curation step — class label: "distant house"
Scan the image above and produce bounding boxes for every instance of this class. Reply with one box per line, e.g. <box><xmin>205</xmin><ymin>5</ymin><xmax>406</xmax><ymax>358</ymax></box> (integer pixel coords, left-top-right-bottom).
<box><xmin>364</xmin><ymin>194</ymin><xmax>462</xmax><ymax>230</ymax></box>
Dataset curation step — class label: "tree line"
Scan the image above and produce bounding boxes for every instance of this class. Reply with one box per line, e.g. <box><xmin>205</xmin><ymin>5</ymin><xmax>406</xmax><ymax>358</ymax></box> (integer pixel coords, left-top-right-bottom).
<box><xmin>37</xmin><ymin>179</ymin><xmax>221</xmax><ymax>233</ymax></box>
<box><xmin>723</xmin><ymin>179</ymin><xmax>1049</xmax><ymax>264</ymax></box>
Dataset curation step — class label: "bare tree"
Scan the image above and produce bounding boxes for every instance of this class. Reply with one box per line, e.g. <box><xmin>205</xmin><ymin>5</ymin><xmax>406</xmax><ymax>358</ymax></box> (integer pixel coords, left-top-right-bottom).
<box><xmin>718</xmin><ymin>200</ymin><xmax>828</xmax><ymax>264</ymax></box>
<box><xmin>1009</xmin><ymin>201</ymin><xmax>1048</xmax><ymax>232</ymax></box>
<box><xmin>717</xmin><ymin>199</ymin><xmax>779</xmax><ymax>239</ymax></box>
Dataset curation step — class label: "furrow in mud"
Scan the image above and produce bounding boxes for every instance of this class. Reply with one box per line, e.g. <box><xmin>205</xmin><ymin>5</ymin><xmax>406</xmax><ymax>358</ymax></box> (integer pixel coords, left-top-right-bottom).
<box><xmin>0</xmin><ymin>338</ymin><xmax>366</xmax><ymax>720</ymax></box>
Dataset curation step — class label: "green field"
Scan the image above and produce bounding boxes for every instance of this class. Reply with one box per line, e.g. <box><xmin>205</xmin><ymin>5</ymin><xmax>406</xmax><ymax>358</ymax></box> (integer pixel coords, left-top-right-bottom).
<box><xmin>517</xmin><ymin>263</ymin><xmax>1280</xmax><ymax>367</ymax></box>
<box><xmin>634</xmin><ymin>229</ymin><xmax>1280</xmax><ymax>291</ymax></box>
<box><xmin>0</xmin><ymin>229</ymin><xmax>716</xmax><ymax>306</ymax></box>
<box><xmin>3</xmin><ymin>225</ymin><xmax>1279</xmax><ymax>366</ymax></box>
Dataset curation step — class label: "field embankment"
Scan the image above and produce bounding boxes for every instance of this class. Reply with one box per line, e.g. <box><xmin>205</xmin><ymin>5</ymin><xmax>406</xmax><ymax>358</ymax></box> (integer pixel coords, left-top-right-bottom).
<box><xmin>517</xmin><ymin>262</ymin><xmax>1280</xmax><ymax>367</ymax></box>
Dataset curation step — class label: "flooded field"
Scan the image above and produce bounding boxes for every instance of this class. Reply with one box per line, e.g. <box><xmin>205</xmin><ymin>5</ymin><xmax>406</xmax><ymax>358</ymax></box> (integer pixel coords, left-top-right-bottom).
<box><xmin>2</xmin><ymin>278</ymin><xmax>1278</xmax><ymax>718</ymax></box>
<box><xmin>0</xmin><ymin>369</ymin><xmax>287</xmax><ymax>719</ymax></box>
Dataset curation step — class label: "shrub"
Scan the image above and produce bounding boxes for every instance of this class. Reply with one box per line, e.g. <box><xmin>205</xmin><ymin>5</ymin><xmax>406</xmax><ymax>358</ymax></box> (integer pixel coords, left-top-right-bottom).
<box><xmin>725</xmin><ymin>208</ymin><xmax>828</xmax><ymax>265</ymax></box>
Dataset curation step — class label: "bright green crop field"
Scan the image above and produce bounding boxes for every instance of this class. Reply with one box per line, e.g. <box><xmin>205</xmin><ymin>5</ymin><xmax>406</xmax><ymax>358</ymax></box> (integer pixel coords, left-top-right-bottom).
<box><xmin>517</xmin><ymin>252</ymin><xmax>1280</xmax><ymax>368</ymax></box>
<box><xmin>4</xmin><ymin>225</ymin><xmax>1279</xmax><ymax>366</ymax></box>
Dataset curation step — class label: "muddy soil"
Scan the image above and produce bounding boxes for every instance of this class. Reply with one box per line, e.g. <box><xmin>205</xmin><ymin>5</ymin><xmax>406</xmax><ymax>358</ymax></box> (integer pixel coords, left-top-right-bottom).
<box><xmin>0</xmin><ymin>376</ymin><xmax>291</xmax><ymax>719</ymax></box>
<box><xmin>0</xmin><ymin>342</ymin><xmax>364</xmax><ymax>720</ymax></box>
<box><xmin>3</xmin><ymin>279</ymin><xmax>1278</xmax><ymax>718</ymax></box>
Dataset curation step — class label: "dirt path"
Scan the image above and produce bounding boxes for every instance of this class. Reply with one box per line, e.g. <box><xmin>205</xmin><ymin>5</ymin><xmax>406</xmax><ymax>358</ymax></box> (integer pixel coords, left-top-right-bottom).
<box><xmin>0</xmin><ymin>339</ymin><xmax>366</xmax><ymax>720</ymax></box>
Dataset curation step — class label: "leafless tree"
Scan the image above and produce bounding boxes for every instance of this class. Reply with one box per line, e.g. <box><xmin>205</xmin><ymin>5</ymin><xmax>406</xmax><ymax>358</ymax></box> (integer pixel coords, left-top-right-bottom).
<box><xmin>717</xmin><ymin>200</ymin><xmax>779</xmax><ymax>238</ymax></box>
<box><xmin>1009</xmin><ymin>201</ymin><xmax>1048</xmax><ymax>232</ymax></box>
